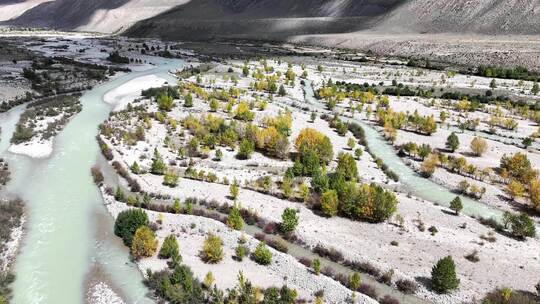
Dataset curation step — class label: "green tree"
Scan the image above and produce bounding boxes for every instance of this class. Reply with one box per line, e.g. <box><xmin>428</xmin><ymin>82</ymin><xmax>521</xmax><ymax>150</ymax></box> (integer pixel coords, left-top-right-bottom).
<box><xmin>237</xmin><ymin>139</ymin><xmax>254</xmax><ymax>159</ymax></box>
<box><xmin>348</xmin><ymin>272</ymin><xmax>361</xmax><ymax>290</ymax></box>
<box><xmin>114</xmin><ymin>209</ymin><xmax>149</xmax><ymax>246</ymax></box>
<box><xmin>446</xmin><ymin>132</ymin><xmax>460</xmax><ymax>152</ymax></box>
<box><xmin>336</xmin><ymin>152</ymin><xmax>358</xmax><ymax>181</ymax></box>
<box><xmin>253</xmin><ymin>242</ymin><xmax>272</xmax><ymax>265</ymax></box>
<box><xmin>312</xmin><ymin>258</ymin><xmax>321</xmax><ymax>275</ymax></box>
<box><xmin>184</xmin><ymin>93</ymin><xmax>193</xmax><ymax>107</ymax></box>
<box><xmin>320</xmin><ymin>189</ymin><xmax>338</xmax><ymax>217</ymax></box>
<box><xmin>151</xmin><ymin>148</ymin><xmax>166</xmax><ymax>175</ymax></box>
<box><xmin>508</xmin><ymin>212</ymin><xmax>536</xmax><ymax>239</ymax></box>
<box><xmin>159</xmin><ymin>234</ymin><xmax>179</xmax><ymax>259</ymax></box>
<box><xmin>131</xmin><ymin>226</ymin><xmax>158</xmax><ymax>259</ymax></box>
<box><xmin>278</xmin><ymin>84</ymin><xmax>287</xmax><ymax>97</ymax></box>
<box><xmin>532</xmin><ymin>82</ymin><xmax>539</xmax><ymax>95</ymax></box>
<box><xmin>130</xmin><ymin>161</ymin><xmax>140</xmax><ymax>174</ymax></box>
<box><xmin>201</xmin><ymin>234</ymin><xmax>223</xmax><ymax>263</ymax></box>
<box><xmin>229</xmin><ymin>181</ymin><xmax>239</xmax><ymax>200</ymax></box>
<box><xmin>157</xmin><ymin>94</ymin><xmax>174</xmax><ymax>111</ymax></box>
<box><xmin>209</xmin><ymin>99</ymin><xmax>219</xmax><ymax>112</ymax></box>
<box><xmin>280</xmin><ymin>207</ymin><xmax>299</xmax><ymax>234</ymax></box>
<box><xmin>431</xmin><ymin>256</ymin><xmax>459</xmax><ymax>293</ymax></box>
<box><xmin>490</xmin><ymin>79</ymin><xmax>497</xmax><ymax>89</ymax></box>
<box><xmin>354</xmin><ymin>148</ymin><xmax>363</xmax><ymax>159</ymax></box>
<box><xmin>214</xmin><ymin>148</ymin><xmax>223</xmax><ymax>161</ymax></box>
<box><xmin>450</xmin><ymin>196</ymin><xmax>463</xmax><ymax>215</ymax></box>
<box><xmin>163</xmin><ymin>170</ymin><xmax>179</xmax><ymax>187</ymax></box>
<box><xmin>227</xmin><ymin>205</ymin><xmax>244</xmax><ymax>230</ymax></box>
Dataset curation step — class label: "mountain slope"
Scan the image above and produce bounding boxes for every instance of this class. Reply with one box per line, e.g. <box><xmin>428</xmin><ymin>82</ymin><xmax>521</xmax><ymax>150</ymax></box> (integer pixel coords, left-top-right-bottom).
<box><xmin>1</xmin><ymin>0</ymin><xmax>539</xmax><ymax>36</ymax></box>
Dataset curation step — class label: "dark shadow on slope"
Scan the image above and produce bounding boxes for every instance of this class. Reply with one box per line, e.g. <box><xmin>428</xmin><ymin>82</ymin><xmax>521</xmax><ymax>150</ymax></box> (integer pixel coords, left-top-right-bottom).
<box><xmin>2</xmin><ymin>0</ymin><xmax>132</xmax><ymax>29</ymax></box>
<box><xmin>125</xmin><ymin>0</ymin><xmax>407</xmax><ymax>41</ymax></box>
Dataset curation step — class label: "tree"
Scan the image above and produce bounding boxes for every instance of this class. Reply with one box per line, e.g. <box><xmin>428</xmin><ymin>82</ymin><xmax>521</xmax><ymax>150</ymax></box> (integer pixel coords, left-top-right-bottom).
<box><xmin>336</xmin><ymin>152</ymin><xmax>358</xmax><ymax>181</ymax></box>
<box><xmin>252</xmin><ymin>242</ymin><xmax>272</xmax><ymax>265</ymax></box>
<box><xmin>320</xmin><ymin>190</ymin><xmax>338</xmax><ymax>217</ymax></box>
<box><xmin>508</xmin><ymin>212</ymin><xmax>536</xmax><ymax>239</ymax></box>
<box><xmin>114</xmin><ymin>209</ymin><xmax>149</xmax><ymax>246</ymax></box>
<box><xmin>237</xmin><ymin>139</ymin><xmax>254</xmax><ymax>159</ymax></box>
<box><xmin>209</xmin><ymin>99</ymin><xmax>219</xmax><ymax>112</ymax></box>
<box><xmin>130</xmin><ymin>161</ymin><xmax>140</xmax><ymax>174</ymax></box>
<box><xmin>201</xmin><ymin>234</ymin><xmax>223</xmax><ymax>263</ymax></box>
<box><xmin>157</xmin><ymin>94</ymin><xmax>174</xmax><ymax>111</ymax></box>
<box><xmin>234</xmin><ymin>101</ymin><xmax>254</xmax><ymax>121</ymax></box>
<box><xmin>506</xmin><ymin>180</ymin><xmax>525</xmax><ymax>199</ymax></box>
<box><xmin>295</xmin><ymin>128</ymin><xmax>333</xmax><ymax>164</ymax></box>
<box><xmin>229</xmin><ymin>181</ymin><xmax>239</xmax><ymax>200</ymax></box>
<box><xmin>280</xmin><ymin>208</ymin><xmax>299</xmax><ymax>234</ymax></box>
<box><xmin>227</xmin><ymin>205</ymin><xmax>244</xmax><ymax>230</ymax></box>
<box><xmin>159</xmin><ymin>234</ymin><xmax>179</xmax><ymax>259</ymax></box>
<box><xmin>354</xmin><ymin>148</ymin><xmax>363</xmax><ymax>159</ymax></box>
<box><xmin>203</xmin><ymin>271</ymin><xmax>215</xmax><ymax>289</ymax></box>
<box><xmin>532</xmin><ymin>81</ymin><xmax>539</xmax><ymax>95</ymax></box>
<box><xmin>348</xmin><ymin>272</ymin><xmax>361</xmax><ymax>290</ymax></box>
<box><xmin>163</xmin><ymin>170</ymin><xmax>179</xmax><ymax>187</ymax></box>
<box><xmin>347</xmin><ymin>138</ymin><xmax>356</xmax><ymax>150</ymax></box>
<box><xmin>470</xmin><ymin>137</ymin><xmax>487</xmax><ymax>156</ymax></box>
<box><xmin>500</xmin><ymin>153</ymin><xmax>537</xmax><ymax>184</ymax></box>
<box><xmin>420</xmin><ymin>153</ymin><xmax>439</xmax><ymax>177</ymax></box>
<box><xmin>490</xmin><ymin>79</ymin><xmax>497</xmax><ymax>89</ymax></box>
<box><xmin>131</xmin><ymin>226</ymin><xmax>158</xmax><ymax>259</ymax></box>
<box><xmin>449</xmin><ymin>196</ymin><xmax>463</xmax><ymax>215</ymax></box>
<box><xmin>446</xmin><ymin>132</ymin><xmax>460</xmax><ymax>152</ymax></box>
<box><xmin>431</xmin><ymin>256</ymin><xmax>459</xmax><ymax>293</ymax></box>
<box><xmin>278</xmin><ymin>84</ymin><xmax>287</xmax><ymax>97</ymax></box>
<box><xmin>312</xmin><ymin>258</ymin><xmax>321</xmax><ymax>275</ymax></box>
<box><xmin>151</xmin><ymin>148</ymin><xmax>166</xmax><ymax>175</ymax></box>
<box><xmin>528</xmin><ymin>179</ymin><xmax>540</xmax><ymax>211</ymax></box>
<box><xmin>214</xmin><ymin>149</ymin><xmax>223</xmax><ymax>161</ymax></box>
<box><xmin>184</xmin><ymin>93</ymin><xmax>193</xmax><ymax>107</ymax></box>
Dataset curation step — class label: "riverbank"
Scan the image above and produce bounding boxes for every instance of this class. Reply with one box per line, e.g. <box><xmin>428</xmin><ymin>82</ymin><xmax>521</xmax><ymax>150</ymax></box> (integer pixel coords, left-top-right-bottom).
<box><xmin>101</xmin><ymin>188</ymin><xmax>377</xmax><ymax>304</ymax></box>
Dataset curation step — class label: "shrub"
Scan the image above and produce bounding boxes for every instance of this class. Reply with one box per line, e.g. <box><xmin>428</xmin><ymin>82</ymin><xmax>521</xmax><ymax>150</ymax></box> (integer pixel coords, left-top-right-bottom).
<box><xmin>90</xmin><ymin>166</ymin><xmax>104</xmax><ymax>185</ymax></box>
<box><xmin>312</xmin><ymin>259</ymin><xmax>321</xmax><ymax>275</ymax></box>
<box><xmin>280</xmin><ymin>208</ymin><xmax>299</xmax><ymax>234</ymax></box>
<box><xmin>450</xmin><ymin>196</ymin><xmax>463</xmax><ymax>215</ymax></box>
<box><xmin>201</xmin><ymin>234</ymin><xmax>223</xmax><ymax>263</ymax></box>
<box><xmin>227</xmin><ymin>205</ymin><xmax>244</xmax><ymax>230</ymax></box>
<box><xmin>237</xmin><ymin>139</ymin><xmax>254</xmax><ymax>159</ymax></box>
<box><xmin>348</xmin><ymin>272</ymin><xmax>361</xmax><ymax>290</ymax></box>
<box><xmin>336</xmin><ymin>152</ymin><xmax>358</xmax><ymax>181</ymax></box>
<box><xmin>464</xmin><ymin>250</ymin><xmax>480</xmax><ymax>263</ymax></box>
<box><xmin>114</xmin><ymin>209</ymin><xmax>149</xmax><ymax>246</ymax></box>
<box><xmin>234</xmin><ymin>245</ymin><xmax>249</xmax><ymax>261</ymax></box>
<box><xmin>481</xmin><ymin>287</ymin><xmax>538</xmax><ymax>304</ymax></box>
<box><xmin>358</xmin><ymin>283</ymin><xmax>378</xmax><ymax>299</ymax></box>
<box><xmin>159</xmin><ymin>234</ymin><xmax>179</xmax><ymax>259</ymax></box>
<box><xmin>379</xmin><ymin>295</ymin><xmax>400</xmax><ymax>304</ymax></box>
<box><xmin>508</xmin><ymin>212</ymin><xmax>536</xmax><ymax>239</ymax></box>
<box><xmin>446</xmin><ymin>132</ymin><xmax>460</xmax><ymax>152</ymax></box>
<box><xmin>396</xmin><ymin>279</ymin><xmax>418</xmax><ymax>294</ymax></box>
<box><xmin>431</xmin><ymin>256</ymin><xmax>459</xmax><ymax>293</ymax></box>
<box><xmin>320</xmin><ymin>189</ymin><xmax>338</xmax><ymax>217</ymax></box>
<box><xmin>470</xmin><ymin>137</ymin><xmax>488</xmax><ymax>156</ymax></box>
<box><xmin>131</xmin><ymin>226</ymin><xmax>158</xmax><ymax>259</ymax></box>
<box><xmin>229</xmin><ymin>181</ymin><xmax>239</xmax><ymax>200</ymax></box>
<box><xmin>380</xmin><ymin>269</ymin><xmax>394</xmax><ymax>285</ymax></box>
<box><xmin>252</xmin><ymin>242</ymin><xmax>272</xmax><ymax>265</ymax></box>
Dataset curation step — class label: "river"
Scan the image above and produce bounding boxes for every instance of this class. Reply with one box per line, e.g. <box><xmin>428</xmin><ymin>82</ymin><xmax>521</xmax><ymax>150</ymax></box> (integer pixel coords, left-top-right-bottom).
<box><xmin>0</xmin><ymin>60</ymin><xmax>184</xmax><ymax>304</ymax></box>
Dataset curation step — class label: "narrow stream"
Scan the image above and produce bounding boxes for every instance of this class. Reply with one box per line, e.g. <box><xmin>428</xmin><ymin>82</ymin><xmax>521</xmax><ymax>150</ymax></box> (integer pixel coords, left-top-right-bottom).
<box><xmin>302</xmin><ymin>81</ymin><xmax>504</xmax><ymax>221</ymax></box>
<box><xmin>0</xmin><ymin>60</ymin><xmax>184</xmax><ymax>304</ymax></box>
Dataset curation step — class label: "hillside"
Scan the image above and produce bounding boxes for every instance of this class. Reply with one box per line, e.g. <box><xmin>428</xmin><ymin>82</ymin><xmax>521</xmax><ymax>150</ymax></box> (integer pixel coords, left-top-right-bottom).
<box><xmin>2</xmin><ymin>0</ymin><xmax>539</xmax><ymax>36</ymax></box>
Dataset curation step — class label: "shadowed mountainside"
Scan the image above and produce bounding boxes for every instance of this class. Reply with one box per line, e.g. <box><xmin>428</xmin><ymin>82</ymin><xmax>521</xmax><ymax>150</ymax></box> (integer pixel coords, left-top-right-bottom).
<box><xmin>3</xmin><ymin>0</ymin><xmax>539</xmax><ymax>36</ymax></box>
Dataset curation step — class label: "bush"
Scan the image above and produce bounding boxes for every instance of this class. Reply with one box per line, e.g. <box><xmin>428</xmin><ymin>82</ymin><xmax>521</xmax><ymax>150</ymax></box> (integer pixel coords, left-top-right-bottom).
<box><xmin>280</xmin><ymin>208</ymin><xmax>299</xmax><ymax>234</ymax></box>
<box><xmin>234</xmin><ymin>245</ymin><xmax>249</xmax><ymax>261</ymax></box>
<box><xmin>396</xmin><ymin>279</ymin><xmax>418</xmax><ymax>294</ymax></box>
<box><xmin>201</xmin><ymin>234</ymin><xmax>223</xmax><ymax>263</ymax></box>
<box><xmin>90</xmin><ymin>166</ymin><xmax>104</xmax><ymax>185</ymax></box>
<box><xmin>450</xmin><ymin>196</ymin><xmax>463</xmax><ymax>215</ymax></box>
<box><xmin>131</xmin><ymin>226</ymin><xmax>158</xmax><ymax>259</ymax></box>
<box><xmin>226</xmin><ymin>205</ymin><xmax>244</xmax><ymax>230</ymax></box>
<box><xmin>237</xmin><ymin>139</ymin><xmax>254</xmax><ymax>159</ymax></box>
<box><xmin>431</xmin><ymin>256</ymin><xmax>459</xmax><ymax>293</ymax></box>
<box><xmin>481</xmin><ymin>287</ymin><xmax>538</xmax><ymax>304</ymax></box>
<box><xmin>114</xmin><ymin>209</ymin><xmax>149</xmax><ymax>246</ymax></box>
<box><xmin>379</xmin><ymin>295</ymin><xmax>400</xmax><ymax>304</ymax></box>
<box><xmin>348</xmin><ymin>272</ymin><xmax>361</xmax><ymax>290</ymax></box>
<box><xmin>358</xmin><ymin>283</ymin><xmax>378</xmax><ymax>299</ymax></box>
<box><xmin>252</xmin><ymin>242</ymin><xmax>272</xmax><ymax>265</ymax></box>
<box><xmin>320</xmin><ymin>189</ymin><xmax>338</xmax><ymax>217</ymax></box>
<box><xmin>159</xmin><ymin>235</ymin><xmax>179</xmax><ymax>259</ymax></box>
